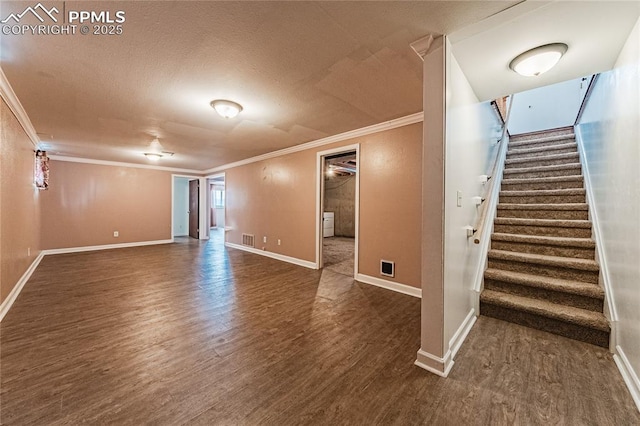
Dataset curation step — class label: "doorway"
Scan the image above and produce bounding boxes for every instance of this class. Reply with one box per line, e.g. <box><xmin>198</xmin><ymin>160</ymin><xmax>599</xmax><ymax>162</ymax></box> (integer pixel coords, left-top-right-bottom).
<box><xmin>188</xmin><ymin>179</ymin><xmax>199</xmax><ymax>239</ymax></box>
<box><xmin>208</xmin><ymin>174</ymin><xmax>226</xmax><ymax>245</ymax></box>
<box><xmin>172</xmin><ymin>177</ymin><xmax>190</xmax><ymax>237</ymax></box>
<box><xmin>317</xmin><ymin>146</ymin><xmax>359</xmax><ymax>278</ymax></box>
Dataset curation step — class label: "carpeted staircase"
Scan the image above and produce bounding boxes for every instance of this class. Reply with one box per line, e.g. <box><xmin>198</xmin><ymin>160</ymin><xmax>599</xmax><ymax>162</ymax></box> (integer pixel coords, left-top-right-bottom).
<box><xmin>480</xmin><ymin>126</ymin><xmax>610</xmax><ymax>348</ymax></box>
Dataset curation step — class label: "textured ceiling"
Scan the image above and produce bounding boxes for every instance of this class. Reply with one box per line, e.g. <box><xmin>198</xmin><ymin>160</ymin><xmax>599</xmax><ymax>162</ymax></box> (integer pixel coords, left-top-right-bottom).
<box><xmin>0</xmin><ymin>1</ymin><xmax>517</xmax><ymax>170</ymax></box>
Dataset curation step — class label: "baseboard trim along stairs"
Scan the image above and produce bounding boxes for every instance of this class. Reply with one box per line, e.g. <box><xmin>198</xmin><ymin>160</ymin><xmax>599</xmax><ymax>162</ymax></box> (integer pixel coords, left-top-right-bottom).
<box><xmin>480</xmin><ymin>126</ymin><xmax>611</xmax><ymax>348</ymax></box>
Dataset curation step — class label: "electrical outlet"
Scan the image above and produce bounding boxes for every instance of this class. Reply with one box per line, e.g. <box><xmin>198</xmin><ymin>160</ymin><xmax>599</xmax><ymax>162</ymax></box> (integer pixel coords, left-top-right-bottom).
<box><xmin>278</xmin><ymin>239</ymin><xmax>281</xmax><ymax>246</ymax></box>
<box><xmin>456</xmin><ymin>190</ymin><xmax>463</xmax><ymax>207</ymax></box>
<box><xmin>263</xmin><ymin>236</ymin><xmax>267</xmax><ymax>243</ymax></box>
<box><xmin>113</xmin><ymin>231</ymin><xmax>119</xmax><ymax>237</ymax></box>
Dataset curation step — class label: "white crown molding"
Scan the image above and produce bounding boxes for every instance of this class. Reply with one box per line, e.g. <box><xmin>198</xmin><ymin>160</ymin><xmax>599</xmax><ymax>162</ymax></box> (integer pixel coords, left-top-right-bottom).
<box><xmin>355</xmin><ymin>273</ymin><xmax>421</xmax><ymax>298</ymax></box>
<box><xmin>410</xmin><ymin>34</ymin><xmax>435</xmax><ymax>59</ymax></box>
<box><xmin>204</xmin><ymin>111</ymin><xmax>424</xmax><ymax>174</ymax></box>
<box><xmin>48</xmin><ymin>155</ymin><xmax>203</xmax><ymax>174</ymax></box>
<box><xmin>45</xmin><ymin>110</ymin><xmax>424</xmax><ymax>175</ymax></box>
<box><xmin>0</xmin><ymin>252</ymin><xmax>44</xmax><ymax>323</ymax></box>
<box><xmin>3</xmin><ymin>63</ymin><xmax>423</xmax><ymax>174</ymax></box>
<box><xmin>225</xmin><ymin>242</ymin><xmax>317</xmax><ymax>269</ymax></box>
<box><xmin>0</xmin><ymin>66</ymin><xmax>39</xmax><ymax>147</ymax></box>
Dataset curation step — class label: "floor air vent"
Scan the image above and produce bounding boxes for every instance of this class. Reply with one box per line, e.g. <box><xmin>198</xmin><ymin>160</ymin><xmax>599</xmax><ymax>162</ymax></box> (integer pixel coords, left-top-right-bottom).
<box><xmin>242</xmin><ymin>233</ymin><xmax>255</xmax><ymax>247</ymax></box>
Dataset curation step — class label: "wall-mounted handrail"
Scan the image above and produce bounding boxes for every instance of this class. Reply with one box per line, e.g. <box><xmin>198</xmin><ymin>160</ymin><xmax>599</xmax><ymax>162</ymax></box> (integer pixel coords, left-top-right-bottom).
<box><xmin>472</xmin><ymin>94</ymin><xmax>515</xmax><ymax>244</ymax></box>
<box><xmin>574</xmin><ymin>74</ymin><xmax>599</xmax><ymax>126</ymax></box>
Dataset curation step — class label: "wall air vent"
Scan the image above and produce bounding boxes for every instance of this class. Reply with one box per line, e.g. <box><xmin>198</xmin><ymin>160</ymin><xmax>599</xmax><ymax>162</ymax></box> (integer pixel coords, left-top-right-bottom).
<box><xmin>380</xmin><ymin>260</ymin><xmax>395</xmax><ymax>278</ymax></box>
<box><xmin>242</xmin><ymin>233</ymin><xmax>255</xmax><ymax>247</ymax></box>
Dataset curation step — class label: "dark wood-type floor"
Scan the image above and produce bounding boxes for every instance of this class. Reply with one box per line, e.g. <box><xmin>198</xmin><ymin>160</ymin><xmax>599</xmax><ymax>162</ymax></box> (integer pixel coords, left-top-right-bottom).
<box><xmin>1</xmin><ymin>231</ymin><xmax>639</xmax><ymax>425</ymax></box>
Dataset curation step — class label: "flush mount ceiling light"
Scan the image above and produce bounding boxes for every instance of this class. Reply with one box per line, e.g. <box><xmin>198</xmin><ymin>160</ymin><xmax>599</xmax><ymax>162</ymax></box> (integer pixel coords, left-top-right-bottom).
<box><xmin>509</xmin><ymin>43</ymin><xmax>568</xmax><ymax>77</ymax></box>
<box><xmin>210</xmin><ymin>99</ymin><xmax>243</xmax><ymax>119</ymax></box>
<box><xmin>144</xmin><ymin>152</ymin><xmax>163</xmax><ymax>161</ymax></box>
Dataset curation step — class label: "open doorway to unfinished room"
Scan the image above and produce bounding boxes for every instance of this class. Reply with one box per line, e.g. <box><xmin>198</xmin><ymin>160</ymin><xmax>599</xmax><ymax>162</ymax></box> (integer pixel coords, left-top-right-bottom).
<box><xmin>320</xmin><ymin>150</ymin><xmax>357</xmax><ymax>277</ymax></box>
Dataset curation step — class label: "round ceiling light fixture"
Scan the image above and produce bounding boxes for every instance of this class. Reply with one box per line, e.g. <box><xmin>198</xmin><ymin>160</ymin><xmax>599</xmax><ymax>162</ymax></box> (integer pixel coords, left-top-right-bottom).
<box><xmin>509</xmin><ymin>43</ymin><xmax>568</xmax><ymax>77</ymax></box>
<box><xmin>210</xmin><ymin>99</ymin><xmax>243</xmax><ymax>119</ymax></box>
<box><xmin>144</xmin><ymin>152</ymin><xmax>163</xmax><ymax>161</ymax></box>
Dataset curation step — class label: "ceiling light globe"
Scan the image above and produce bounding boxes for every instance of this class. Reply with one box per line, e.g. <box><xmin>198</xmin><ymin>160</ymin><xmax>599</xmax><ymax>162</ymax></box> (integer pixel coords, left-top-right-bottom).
<box><xmin>144</xmin><ymin>153</ymin><xmax>163</xmax><ymax>161</ymax></box>
<box><xmin>510</xmin><ymin>43</ymin><xmax>568</xmax><ymax>77</ymax></box>
<box><xmin>211</xmin><ymin>100</ymin><xmax>243</xmax><ymax>119</ymax></box>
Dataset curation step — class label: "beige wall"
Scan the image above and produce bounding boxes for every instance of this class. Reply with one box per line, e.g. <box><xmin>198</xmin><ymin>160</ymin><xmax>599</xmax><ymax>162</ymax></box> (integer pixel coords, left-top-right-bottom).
<box><xmin>0</xmin><ymin>98</ymin><xmax>41</xmax><ymax>303</ymax></box>
<box><xmin>225</xmin><ymin>122</ymin><xmax>423</xmax><ymax>288</ymax></box>
<box><xmin>40</xmin><ymin>161</ymin><xmax>173</xmax><ymax>249</ymax></box>
<box><xmin>358</xmin><ymin>124</ymin><xmax>422</xmax><ymax>286</ymax></box>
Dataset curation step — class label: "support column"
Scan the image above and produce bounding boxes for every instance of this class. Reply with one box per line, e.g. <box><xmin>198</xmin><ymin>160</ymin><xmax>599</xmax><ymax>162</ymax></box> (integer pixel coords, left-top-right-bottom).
<box><xmin>414</xmin><ymin>36</ymin><xmax>451</xmax><ymax>376</ymax></box>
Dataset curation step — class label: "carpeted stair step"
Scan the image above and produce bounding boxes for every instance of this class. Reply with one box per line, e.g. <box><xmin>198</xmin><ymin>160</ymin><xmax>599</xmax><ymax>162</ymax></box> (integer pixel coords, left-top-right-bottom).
<box><xmin>483</xmin><ymin>268</ymin><xmax>604</xmax><ymax>311</ymax></box>
<box><xmin>480</xmin><ymin>290</ymin><xmax>610</xmax><ymax>347</ymax></box>
<box><xmin>509</xmin><ymin>133</ymin><xmax>576</xmax><ymax>150</ymax></box>
<box><xmin>494</xmin><ymin>217</ymin><xmax>592</xmax><ymax>238</ymax></box>
<box><xmin>487</xmin><ymin>249</ymin><xmax>599</xmax><ymax>284</ymax></box>
<box><xmin>503</xmin><ymin>163</ymin><xmax>582</xmax><ymax>179</ymax></box>
<box><xmin>501</xmin><ymin>175</ymin><xmax>584</xmax><ymax>191</ymax></box>
<box><xmin>508</xmin><ymin>136</ymin><xmax>576</xmax><ymax>151</ymax></box>
<box><xmin>499</xmin><ymin>188</ymin><xmax>586</xmax><ymax>204</ymax></box>
<box><xmin>510</xmin><ymin>127</ymin><xmax>574</xmax><ymax>141</ymax></box>
<box><xmin>505</xmin><ymin>152</ymin><xmax>580</xmax><ymax>168</ymax></box>
<box><xmin>497</xmin><ymin>203</ymin><xmax>589</xmax><ymax>220</ymax></box>
<box><xmin>491</xmin><ymin>233</ymin><xmax>596</xmax><ymax>259</ymax></box>
<box><xmin>507</xmin><ymin>142</ymin><xmax>578</xmax><ymax>160</ymax></box>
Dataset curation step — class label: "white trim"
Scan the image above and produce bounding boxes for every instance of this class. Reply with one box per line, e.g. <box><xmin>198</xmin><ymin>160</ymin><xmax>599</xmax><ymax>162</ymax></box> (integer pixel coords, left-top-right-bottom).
<box><xmin>415</xmin><ymin>309</ymin><xmax>477</xmax><ymax>378</ymax></box>
<box><xmin>0</xmin><ymin>252</ymin><xmax>45</xmax><ymax>322</ymax></box>
<box><xmin>574</xmin><ymin>126</ymin><xmax>618</xmax><ymax>334</ymax></box>
<box><xmin>42</xmin><ymin>239</ymin><xmax>173</xmax><ymax>255</ymax></box>
<box><xmin>171</xmin><ymin>174</ymin><xmax>197</xmax><ymax>238</ymax></box>
<box><xmin>205</xmin><ymin>112</ymin><xmax>423</xmax><ymax>174</ymax></box>
<box><xmin>49</xmin><ymin>155</ymin><xmax>202</xmax><ymax>174</ymax></box>
<box><xmin>198</xmin><ymin>177</ymin><xmax>208</xmax><ymax>240</ymax></box>
<box><xmin>205</xmin><ymin>172</ymin><xmax>227</xmax><ymax>180</ymax></box>
<box><xmin>355</xmin><ymin>273</ymin><xmax>421</xmax><ymax>298</ymax></box>
<box><xmin>415</xmin><ymin>348</ymin><xmax>454</xmax><ymax>377</ymax></box>
<box><xmin>225</xmin><ymin>242</ymin><xmax>317</xmax><ymax>269</ymax></box>
<box><xmin>316</xmin><ymin>144</ymin><xmax>360</xmax><ymax>274</ymax></box>
<box><xmin>614</xmin><ymin>345</ymin><xmax>640</xmax><ymax>412</ymax></box>
<box><xmin>449</xmin><ymin>309</ymin><xmax>477</xmax><ymax>359</ymax></box>
<box><xmin>0</xmin><ymin>66</ymin><xmax>39</xmax><ymax>147</ymax></box>
<box><xmin>410</xmin><ymin>34</ymin><xmax>435</xmax><ymax>59</ymax></box>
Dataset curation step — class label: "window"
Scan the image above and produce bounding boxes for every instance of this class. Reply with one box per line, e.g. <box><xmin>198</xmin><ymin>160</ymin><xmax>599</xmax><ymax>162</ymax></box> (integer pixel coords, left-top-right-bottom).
<box><xmin>213</xmin><ymin>189</ymin><xmax>225</xmax><ymax>208</ymax></box>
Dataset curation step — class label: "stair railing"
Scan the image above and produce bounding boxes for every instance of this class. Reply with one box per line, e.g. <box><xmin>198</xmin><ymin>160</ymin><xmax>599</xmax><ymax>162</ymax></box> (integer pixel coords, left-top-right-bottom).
<box><xmin>471</xmin><ymin>94</ymin><xmax>515</xmax><ymax>244</ymax></box>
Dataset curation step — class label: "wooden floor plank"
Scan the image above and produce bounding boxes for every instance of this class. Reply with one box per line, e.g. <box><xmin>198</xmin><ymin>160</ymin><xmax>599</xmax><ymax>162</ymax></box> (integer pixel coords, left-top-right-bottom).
<box><xmin>1</xmin><ymin>231</ymin><xmax>638</xmax><ymax>424</ymax></box>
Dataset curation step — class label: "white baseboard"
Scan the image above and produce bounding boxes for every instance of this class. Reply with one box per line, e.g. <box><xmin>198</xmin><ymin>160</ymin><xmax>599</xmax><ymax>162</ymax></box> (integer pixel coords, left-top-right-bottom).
<box><xmin>415</xmin><ymin>309</ymin><xmax>478</xmax><ymax>378</ymax></box>
<box><xmin>575</xmin><ymin>126</ymin><xmax>618</xmax><ymax>350</ymax></box>
<box><xmin>449</xmin><ymin>309</ymin><xmax>477</xmax><ymax>359</ymax></box>
<box><xmin>225</xmin><ymin>242</ymin><xmax>317</xmax><ymax>269</ymax></box>
<box><xmin>415</xmin><ymin>348</ymin><xmax>453</xmax><ymax>377</ymax></box>
<box><xmin>0</xmin><ymin>252</ymin><xmax>45</xmax><ymax>322</ymax></box>
<box><xmin>355</xmin><ymin>273</ymin><xmax>421</xmax><ymax>298</ymax></box>
<box><xmin>614</xmin><ymin>345</ymin><xmax>640</xmax><ymax>412</ymax></box>
<box><xmin>42</xmin><ymin>239</ymin><xmax>174</xmax><ymax>255</ymax></box>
